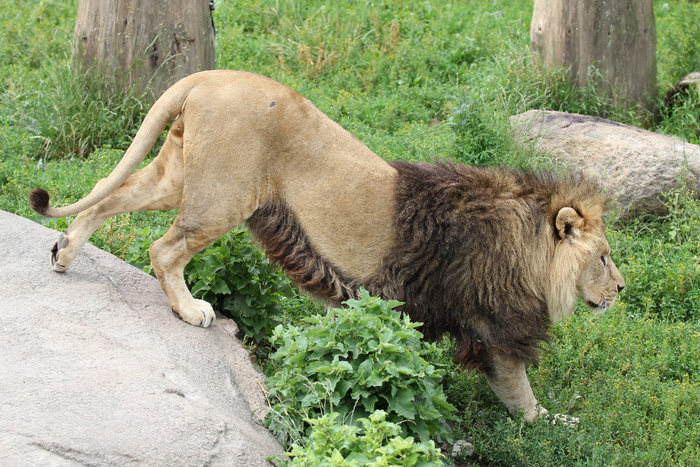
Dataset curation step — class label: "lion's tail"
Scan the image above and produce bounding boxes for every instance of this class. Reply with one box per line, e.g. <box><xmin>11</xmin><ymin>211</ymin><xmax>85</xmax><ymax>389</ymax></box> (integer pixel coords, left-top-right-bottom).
<box><xmin>29</xmin><ymin>72</ymin><xmax>205</xmax><ymax>218</ymax></box>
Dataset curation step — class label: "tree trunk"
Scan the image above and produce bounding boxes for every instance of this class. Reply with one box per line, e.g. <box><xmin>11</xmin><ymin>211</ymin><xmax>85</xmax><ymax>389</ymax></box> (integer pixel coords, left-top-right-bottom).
<box><xmin>530</xmin><ymin>0</ymin><xmax>657</xmax><ymax>114</ymax></box>
<box><xmin>73</xmin><ymin>0</ymin><xmax>215</xmax><ymax>102</ymax></box>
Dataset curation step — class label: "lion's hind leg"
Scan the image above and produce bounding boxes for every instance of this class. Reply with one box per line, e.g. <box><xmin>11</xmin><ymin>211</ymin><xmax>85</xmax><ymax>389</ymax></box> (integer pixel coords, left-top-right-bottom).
<box><xmin>49</xmin><ymin>126</ymin><xmax>185</xmax><ymax>273</ymax></box>
<box><xmin>148</xmin><ymin>215</ymin><xmax>240</xmax><ymax>327</ymax></box>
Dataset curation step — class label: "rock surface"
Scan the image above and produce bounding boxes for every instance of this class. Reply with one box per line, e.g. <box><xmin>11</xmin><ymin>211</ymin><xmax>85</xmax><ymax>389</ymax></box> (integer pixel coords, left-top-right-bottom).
<box><xmin>510</xmin><ymin>110</ymin><xmax>700</xmax><ymax>217</ymax></box>
<box><xmin>0</xmin><ymin>210</ymin><xmax>284</xmax><ymax>466</ymax></box>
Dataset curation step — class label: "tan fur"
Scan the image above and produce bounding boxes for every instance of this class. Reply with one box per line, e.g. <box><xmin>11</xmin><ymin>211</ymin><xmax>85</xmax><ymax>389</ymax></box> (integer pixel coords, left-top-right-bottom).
<box><xmin>30</xmin><ymin>70</ymin><xmax>624</xmax><ymax>422</ymax></box>
<box><xmin>522</xmin><ymin>217</ymin><xmax>624</xmax><ymax>421</ymax></box>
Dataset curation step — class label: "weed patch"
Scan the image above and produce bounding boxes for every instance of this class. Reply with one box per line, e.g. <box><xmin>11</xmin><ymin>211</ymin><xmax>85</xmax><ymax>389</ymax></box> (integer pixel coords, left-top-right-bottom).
<box><xmin>279</xmin><ymin>411</ymin><xmax>444</xmax><ymax>466</ymax></box>
<box><xmin>265</xmin><ymin>291</ymin><xmax>455</xmax><ymax>447</ymax></box>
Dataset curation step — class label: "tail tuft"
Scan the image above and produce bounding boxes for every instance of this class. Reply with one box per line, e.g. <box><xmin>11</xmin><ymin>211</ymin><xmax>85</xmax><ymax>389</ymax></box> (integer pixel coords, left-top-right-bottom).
<box><xmin>29</xmin><ymin>188</ymin><xmax>51</xmax><ymax>216</ymax></box>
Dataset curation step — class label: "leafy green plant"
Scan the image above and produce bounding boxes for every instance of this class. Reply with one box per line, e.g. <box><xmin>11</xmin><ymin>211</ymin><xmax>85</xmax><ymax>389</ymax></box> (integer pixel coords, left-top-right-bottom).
<box><xmin>0</xmin><ymin>0</ymin><xmax>74</xmax><ymax>77</ymax></box>
<box><xmin>185</xmin><ymin>229</ymin><xmax>294</xmax><ymax>340</ymax></box>
<box><xmin>126</xmin><ymin>226</ymin><xmax>293</xmax><ymax>341</ymax></box>
<box><xmin>265</xmin><ymin>290</ymin><xmax>455</xmax><ymax>446</ymax></box>
<box><xmin>279</xmin><ymin>411</ymin><xmax>444</xmax><ymax>467</ymax></box>
<box><xmin>662</xmin><ymin>172</ymin><xmax>700</xmax><ymax>245</ymax></box>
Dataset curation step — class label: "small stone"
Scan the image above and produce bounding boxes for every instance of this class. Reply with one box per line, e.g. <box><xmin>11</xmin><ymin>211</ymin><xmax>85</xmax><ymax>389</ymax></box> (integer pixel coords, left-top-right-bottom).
<box><xmin>549</xmin><ymin>413</ymin><xmax>580</xmax><ymax>427</ymax></box>
<box><xmin>452</xmin><ymin>439</ymin><xmax>474</xmax><ymax>458</ymax></box>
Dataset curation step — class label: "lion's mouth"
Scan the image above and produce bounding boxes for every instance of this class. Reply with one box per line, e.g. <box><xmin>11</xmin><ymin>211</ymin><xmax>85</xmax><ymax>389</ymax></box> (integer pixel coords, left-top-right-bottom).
<box><xmin>585</xmin><ymin>299</ymin><xmax>610</xmax><ymax>312</ymax></box>
<box><xmin>586</xmin><ymin>300</ymin><xmax>608</xmax><ymax>311</ymax></box>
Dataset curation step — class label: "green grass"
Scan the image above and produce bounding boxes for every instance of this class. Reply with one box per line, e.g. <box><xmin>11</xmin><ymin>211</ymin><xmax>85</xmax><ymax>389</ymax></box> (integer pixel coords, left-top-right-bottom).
<box><xmin>2</xmin><ymin>0</ymin><xmax>700</xmax><ymax>465</ymax></box>
<box><xmin>439</xmin><ymin>304</ymin><xmax>700</xmax><ymax>465</ymax></box>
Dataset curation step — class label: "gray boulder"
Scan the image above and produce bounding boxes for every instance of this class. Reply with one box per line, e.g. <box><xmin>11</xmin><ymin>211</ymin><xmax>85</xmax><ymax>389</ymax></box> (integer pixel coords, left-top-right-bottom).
<box><xmin>510</xmin><ymin>110</ymin><xmax>700</xmax><ymax>217</ymax></box>
<box><xmin>0</xmin><ymin>210</ymin><xmax>284</xmax><ymax>466</ymax></box>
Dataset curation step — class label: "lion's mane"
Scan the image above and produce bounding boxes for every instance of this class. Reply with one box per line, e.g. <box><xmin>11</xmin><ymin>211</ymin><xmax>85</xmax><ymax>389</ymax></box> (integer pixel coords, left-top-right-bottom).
<box><xmin>248</xmin><ymin>161</ymin><xmax>608</xmax><ymax>374</ymax></box>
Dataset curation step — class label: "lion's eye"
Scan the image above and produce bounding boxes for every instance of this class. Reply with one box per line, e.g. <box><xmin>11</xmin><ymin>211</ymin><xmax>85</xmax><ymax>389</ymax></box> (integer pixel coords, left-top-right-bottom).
<box><xmin>600</xmin><ymin>256</ymin><xmax>607</xmax><ymax>266</ymax></box>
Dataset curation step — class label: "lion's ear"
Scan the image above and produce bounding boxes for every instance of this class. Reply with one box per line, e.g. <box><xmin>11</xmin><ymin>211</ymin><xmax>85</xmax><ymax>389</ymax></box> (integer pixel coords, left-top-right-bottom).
<box><xmin>555</xmin><ymin>207</ymin><xmax>585</xmax><ymax>240</ymax></box>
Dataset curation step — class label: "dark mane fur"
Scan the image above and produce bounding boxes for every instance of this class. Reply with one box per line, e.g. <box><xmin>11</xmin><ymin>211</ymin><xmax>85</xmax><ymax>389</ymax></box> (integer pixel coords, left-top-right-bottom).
<box><xmin>248</xmin><ymin>161</ymin><xmax>607</xmax><ymax>374</ymax></box>
<box><xmin>383</xmin><ymin>162</ymin><xmax>553</xmax><ymax>371</ymax></box>
<box><xmin>246</xmin><ymin>202</ymin><xmax>372</xmax><ymax>303</ymax></box>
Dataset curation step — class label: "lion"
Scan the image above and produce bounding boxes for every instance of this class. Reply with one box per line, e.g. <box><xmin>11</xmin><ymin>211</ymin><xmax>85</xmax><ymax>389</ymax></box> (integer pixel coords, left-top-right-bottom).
<box><xmin>30</xmin><ymin>70</ymin><xmax>625</xmax><ymax>422</ymax></box>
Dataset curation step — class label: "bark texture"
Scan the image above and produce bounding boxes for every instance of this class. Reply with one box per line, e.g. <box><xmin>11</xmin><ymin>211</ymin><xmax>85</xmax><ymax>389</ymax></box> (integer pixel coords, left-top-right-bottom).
<box><xmin>531</xmin><ymin>0</ymin><xmax>657</xmax><ymax>112</ymax></box>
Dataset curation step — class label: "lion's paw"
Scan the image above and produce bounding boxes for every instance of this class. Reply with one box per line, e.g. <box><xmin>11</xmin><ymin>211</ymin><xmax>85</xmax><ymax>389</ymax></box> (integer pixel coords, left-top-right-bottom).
<box><xmin>175</xmin><ymin>299</ymin><xmax>216</xmax><ymax>328</ymax></box>
<box><xmin>50</xmin><ymin>234</ymin><xmax>71</xmax><ymax>272</ymax></box>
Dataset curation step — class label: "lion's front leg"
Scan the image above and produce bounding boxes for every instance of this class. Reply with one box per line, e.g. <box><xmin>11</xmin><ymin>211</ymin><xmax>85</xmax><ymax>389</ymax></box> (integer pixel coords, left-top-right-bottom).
<box><xmin>484</xmin><ymin>350</ymin><xmax>542</xmax><ymax>422</ymax></box>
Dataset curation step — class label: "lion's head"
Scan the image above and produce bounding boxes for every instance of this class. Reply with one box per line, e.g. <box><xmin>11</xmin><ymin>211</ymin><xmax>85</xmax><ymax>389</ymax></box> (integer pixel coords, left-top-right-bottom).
<box><xmin>577</xmin><ymin>237</ymin><xmax>625</xmax><ymax>312</ymax></box>
<box><xmin>549</xmin><ymin>202</ymin><xmax>625</xmax><ymax>322</ymax></box>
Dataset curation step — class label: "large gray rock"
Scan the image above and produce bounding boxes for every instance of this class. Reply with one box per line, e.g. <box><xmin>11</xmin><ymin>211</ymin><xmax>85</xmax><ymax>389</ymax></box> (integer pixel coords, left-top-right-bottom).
<box><xmin>510</xmin><ymin>110</ymin><xmax>700</xmax><ymax>217</ymax></box>
<box><xmin>0</xmin><ymin>210</ymin><xmax>284</xmax><ymax>466</ymax></box>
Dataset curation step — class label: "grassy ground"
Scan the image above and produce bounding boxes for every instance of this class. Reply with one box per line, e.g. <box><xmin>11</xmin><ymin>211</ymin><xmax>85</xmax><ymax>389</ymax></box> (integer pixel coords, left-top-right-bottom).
<box><xmin>2</xmin><ymin>0</ymin><xmax>700</xmax><ymax>465</ymax></box>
